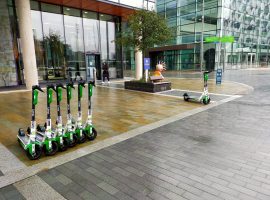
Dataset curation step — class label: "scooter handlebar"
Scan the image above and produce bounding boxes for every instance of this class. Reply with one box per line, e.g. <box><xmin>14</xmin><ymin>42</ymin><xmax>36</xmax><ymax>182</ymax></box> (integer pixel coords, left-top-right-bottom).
<box><xmin>47</xmin><ymin>84</ymin><xmax>56</xmax><ymax>92</ymax></box>
<box><xmin>204</xmin><ymin>70</ymin><xmax>212</xmax><ymax>74</ymax></box>
<box><xmin>56</xmin><ymin>83</ymin><xmax>66</xmax><ymax>90</ymax></box>
<box><xmin>66</xmin><ymin>81</ymin><xmax>75</xmax><ymax>89</ymax></box>
<box><xmin>32</xmin><ymin>85</ymin><xmax>44</xmax><ymax>92</ymax></box>
<box><xmin>78</xmin><ymin>80</ymin><xmax>86</xmax><ymax>88</ymax></box>
<box><xmin>88</xmin><ymin>81</ymin><xmax>95</xmax><ymax>87</ymax></box>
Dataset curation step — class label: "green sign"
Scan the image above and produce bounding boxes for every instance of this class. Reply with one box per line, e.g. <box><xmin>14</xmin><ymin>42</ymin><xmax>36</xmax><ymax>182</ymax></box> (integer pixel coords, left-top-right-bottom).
<box><xmin>205</xmin><ymin>36</ymin><xmax>219</xmax><ymax>43</ymax></box>
<box><xmin>205</xmin><ymin>36</ymin><xmax>234</xmax><ymax>43</ymax></box>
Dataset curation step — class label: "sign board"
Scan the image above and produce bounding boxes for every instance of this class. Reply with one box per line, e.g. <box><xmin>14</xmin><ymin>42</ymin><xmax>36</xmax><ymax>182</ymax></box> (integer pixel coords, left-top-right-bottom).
<box><xmin>144</xmin><ymin>58</ymin><xmax>150</xmax><ymax>70</ymax></box>
<box><xmin>205</xmin><ymin>36</ymin><xmax>219</xmax><ymax>43</ymax></box>
<box><xmin>205</xmin><ymin>36</ymin><xmax>234</xmax><ymax>43</ymax></box>
<box><xmin>216</xmin><ymin>69</ymin><xmax>222</xmax><ymax>84</ymax></box>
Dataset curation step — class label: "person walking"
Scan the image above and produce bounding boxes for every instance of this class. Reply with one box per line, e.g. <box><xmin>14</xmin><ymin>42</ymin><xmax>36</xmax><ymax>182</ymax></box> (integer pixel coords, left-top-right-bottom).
<box><xmin>102</xmin><ymin>62</ymin><xmax>110</xmax><ymax>84</ymax></box>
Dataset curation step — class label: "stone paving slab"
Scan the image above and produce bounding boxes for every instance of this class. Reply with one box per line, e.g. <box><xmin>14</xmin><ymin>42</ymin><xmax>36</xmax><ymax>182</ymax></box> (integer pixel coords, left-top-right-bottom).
<box><xmin>0</xmin><ymin>72</ymin><xmax>258</xmax><ymax>200</ymax></box>
<box><xmin>0</xmin><ymin>185</ymin><xmax>25</xmax><ymax>200</ymax></box>
<box><xmin>0</xmin><ymin>81</ymin><xmax>202</xmax><ymax>165</ymax></box>
<box><xmin>35</xmin><ymin>89</ymin><xmax>270</xmax><ymax>200</ymax></box>
<box><xmin>14</xmin><ymin>175</ymin><xmax>65</xmax><ymax>200</ymax></box>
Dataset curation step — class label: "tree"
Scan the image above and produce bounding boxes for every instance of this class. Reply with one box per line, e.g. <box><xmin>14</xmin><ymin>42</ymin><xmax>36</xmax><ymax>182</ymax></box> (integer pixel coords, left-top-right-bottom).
<box><xmin>116</xmin><ymin>10</ymin><xmax>172</xmax><ymax>79</ymax></box>
<box><xmin>117</xmin><ymin>10</ymin><xmax>172</xmax><ymax>54</ymax></box>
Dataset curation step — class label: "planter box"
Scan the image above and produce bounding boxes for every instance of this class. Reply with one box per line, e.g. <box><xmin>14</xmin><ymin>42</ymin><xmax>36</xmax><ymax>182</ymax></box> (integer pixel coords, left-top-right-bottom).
<box><xmin>124</xmin><ymin>81</ymin><xmax>171</xmax><ymax>93</ymax></box>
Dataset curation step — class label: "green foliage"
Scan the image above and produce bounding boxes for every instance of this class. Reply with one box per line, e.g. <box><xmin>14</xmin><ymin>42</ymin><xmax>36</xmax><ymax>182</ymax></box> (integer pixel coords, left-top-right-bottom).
<box><xmin>116</xmin><ymin>10</ymin><xmax>172</xmax><ymax>53</ymax></box>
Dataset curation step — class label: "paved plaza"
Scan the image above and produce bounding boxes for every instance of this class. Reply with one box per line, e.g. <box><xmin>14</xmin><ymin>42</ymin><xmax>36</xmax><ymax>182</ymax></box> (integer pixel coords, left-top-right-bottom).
<box><xmin>1</xmin><ymin>69</ymin><xmax>270</xmax><ymax>200</ymax></box>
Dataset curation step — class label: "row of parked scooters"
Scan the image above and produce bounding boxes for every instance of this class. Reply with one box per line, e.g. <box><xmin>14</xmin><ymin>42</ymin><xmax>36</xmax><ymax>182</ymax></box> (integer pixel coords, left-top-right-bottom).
<box><xmin>17</xmin><ymin>80</ymin><xmax>97</xmax><ymax>160</ymax></box>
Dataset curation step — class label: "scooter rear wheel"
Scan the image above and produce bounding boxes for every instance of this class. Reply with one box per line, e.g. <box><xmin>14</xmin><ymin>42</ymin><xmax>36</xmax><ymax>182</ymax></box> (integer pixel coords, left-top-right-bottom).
<box><xmin>183</xmin><ymin>93</ymin><xmax>189</xmax><ymax>101</ymax></box>
<box><xmin>26</xmin><ymin>145</ymin><xmax>42</xmax><ymax>160</ymax></box>
<box><xmin>58</xmin><ymin>138</ymin><xmax>69</xmax><ymax>152</ymax></box>
<box><xmin>87</xmin><ymin>127</ymin><xmax>97</xmax><ymax>141</ymax></box>
<box><xmin>44</xmin><ymin>141</ymin><xmax>58</xmax><ymax>156</ymax></box>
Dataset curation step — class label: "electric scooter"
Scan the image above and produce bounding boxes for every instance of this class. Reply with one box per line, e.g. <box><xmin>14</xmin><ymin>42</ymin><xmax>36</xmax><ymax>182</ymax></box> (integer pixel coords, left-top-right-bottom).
<box><xmin>54</xmin><ymin>83</ymin><xmax>69</xmax><ymax>151</ymax></box>
<box><xmin>64</xmin><ymin>81</ymin><xmax>77</xmax><ymax>147</ymax></box>
<box><xmin>36</xmin><ymin>84</ymin><xmax>58</xmax><ymax>156</ymax></box>
<box><xmin>183</xmin><ymin>71</ymin><xmax>211</xmax><ymax>105</ymax></box>
<box><xmin>18</xmin><ymin>85</ymin><xmax>44</xmax><ymax>160</ymax></box>
<box><xmin>84</xmin><ymin>81</ymin><xmax>97</xmax><ymax>140</ymax></box>
<box><xmin>74</xmin><ymin>81</ymin><xmax>87</xmax><ymax>143</ymax></box>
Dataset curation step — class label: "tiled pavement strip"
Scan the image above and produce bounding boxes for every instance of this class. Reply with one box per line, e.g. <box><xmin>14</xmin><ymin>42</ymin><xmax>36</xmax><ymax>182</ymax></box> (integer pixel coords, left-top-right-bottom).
<box><xmin>3</xmin><ymin>69</ymin><xmax>270</xmax><ymax>200</ymax></box>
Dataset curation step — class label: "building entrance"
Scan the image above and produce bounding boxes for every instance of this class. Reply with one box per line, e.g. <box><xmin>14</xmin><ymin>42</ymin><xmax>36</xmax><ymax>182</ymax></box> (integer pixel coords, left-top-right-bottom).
<box><xmin>85</xmin><ymin>54</ymin><xmax>101</xmax><ymax>81</ymax></box>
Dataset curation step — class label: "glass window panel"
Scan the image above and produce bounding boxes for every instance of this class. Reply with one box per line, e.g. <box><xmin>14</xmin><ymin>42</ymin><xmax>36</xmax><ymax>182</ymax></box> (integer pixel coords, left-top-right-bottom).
<box><xmin>0</xmin><ymin>0</ymin><xmax>17</xmax><ymax>86</ymax></box>
<box><xmin>64</xmin><ymin>15</ymin><xmax>85</xmax><ymax>80</ymax></box>
<box><xmin>83</xmin><ymin>17</ymin><xmax>100</xmax><ymax>53</ymax></box>
<box><xmin>30</xmin><ymin>1</ymin><xmax>39</xmax><ymax>10</ymax></box>
<box><xmin>179</xmin><ymin>0</ymin><xmax>196</xmax><ymax>7</ymax></box>
<box><xmin>41</xmin><ymin>3</ymin><xmax>61</xmax><ymax>14</ymax></box>
<box><xmin>31</xmin><ymin>10</ymin><xmax>46</xmax><ymax>80</ymax></box>
<box><xmin>100</xmin><ymin>14</ymin><xmax>113</xmax><ymax>22</ymax></box>
<box><xmin>100</xmin><ymin>21</ymin><xmax>108</xmax><ymax>60</ymax></box>
<box><xmin>63</xmin><ymin>7</ymin><xmax>80</xmax><ymax>17</ymax></box>
<box><xmin>179</xmin><ymin>4</ymin><xmax>195</xmax><ymax>15</ymax></box>
<box><xmin>83</xmin><ymin>11</ymin><xmax>97</xmax><ymax>19</ymax></box>
<box><xmin>42</xmin><ymin>12</ymin><xmax>65</xmax><ymax>79</ymax></box>
<box><xmin>108</xmin><ymin>22</ymin><xmax>116</xmax><ymax>60</ymax></box>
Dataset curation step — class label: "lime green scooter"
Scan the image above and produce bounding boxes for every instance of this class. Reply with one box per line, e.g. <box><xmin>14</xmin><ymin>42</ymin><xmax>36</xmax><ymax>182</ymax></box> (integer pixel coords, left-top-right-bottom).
<box><xmin>18</xmin><ymin>85</ymin><xmax>44</xmax><ymax>160</ymax></box>
<box><xmin>74</xmin><ymin>81</ymin><xmax>87</xmax><ymax>143</ymax></box>
<box><xmin>64</xmin><ymin>81</ymin><xmax>77</xmax><ymax>147</ymax></box>
<box><xmin>84</xmin><ymin>81</ymin><xmax>97</xmax><ymax>140</ymax></box>
<box><xmin>183</xmin><ymin>71</ymin><xmax>211</xmax><ymax>105</ymax></box>
<box><xmin>36</xmin><ymin>84</ymin><xmax>58</xmax><ymax>156</ymax></box>
<box><xmin>54</xmin><ymin>83</ymin><xmax>69</xmax><ymax>151</ymax></box>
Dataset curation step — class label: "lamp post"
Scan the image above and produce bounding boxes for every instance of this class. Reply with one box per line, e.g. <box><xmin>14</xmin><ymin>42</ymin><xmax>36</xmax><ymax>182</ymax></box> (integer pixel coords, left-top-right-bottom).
<box><xmin>200</xmin><ymin>0</ymin><xmax>205</xmax><ymax>72</ymax></box>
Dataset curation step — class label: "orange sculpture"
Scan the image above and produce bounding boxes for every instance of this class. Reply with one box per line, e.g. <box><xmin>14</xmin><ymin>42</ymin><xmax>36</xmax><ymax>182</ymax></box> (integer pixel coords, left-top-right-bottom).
<box><xmin>153</xmin><ymin>61</ymin><xmax>166</xmax><ymax>78</ymax></box>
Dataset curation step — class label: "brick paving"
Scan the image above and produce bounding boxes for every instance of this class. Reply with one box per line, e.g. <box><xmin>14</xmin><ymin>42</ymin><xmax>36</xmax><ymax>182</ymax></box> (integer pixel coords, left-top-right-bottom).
<box><xmin>37</xmin><ymin>70</ymin><xmax>270</xmax><ymax>200</ymax></box>
<box><xmin>1</xmin><ymin>69</ymin><xmax>270</xmax><ymax>200</ymax></box>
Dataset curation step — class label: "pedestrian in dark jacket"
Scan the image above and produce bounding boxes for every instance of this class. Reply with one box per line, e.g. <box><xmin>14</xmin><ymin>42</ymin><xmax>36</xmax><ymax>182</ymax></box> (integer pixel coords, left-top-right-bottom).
<box><xmin>102</xmin><ymin>62</ymin><xmax>110</xmax><ymax>84</ymax></box>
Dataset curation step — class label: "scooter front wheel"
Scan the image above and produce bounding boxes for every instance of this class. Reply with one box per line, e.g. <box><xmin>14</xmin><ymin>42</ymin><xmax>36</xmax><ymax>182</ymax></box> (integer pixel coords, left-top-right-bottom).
<box><xmin>202</xmin><ymin>97</ymin><xmax>211</xmax><ymax>105</ymax></box>
<box><xmin>44</xmin><ymin>141</ymin><xmax>58</xmax><ymax>156</ymax></box>
<box><xmin>58</xmin><ymin>138</ymin><xmax>69</xmax><ymax>152</ymax></box>
<box><xmin>26</xmin><ymin>145</ymin><xmax>42</xmax><ymax>160</ymax></box>
<box><xmin>76</xmin><ymin>129</ymin><xmax>87</xmax><ymax>144</ymax></box>
<box><xmin>87</xmin><ymin>127</ymin><xmax>97</xmax><ymax>141</ymax></box>
<box><xmin>68</xmin><ymin>134</ymin><xmax>77</xmax><ymax>147</ymax></box>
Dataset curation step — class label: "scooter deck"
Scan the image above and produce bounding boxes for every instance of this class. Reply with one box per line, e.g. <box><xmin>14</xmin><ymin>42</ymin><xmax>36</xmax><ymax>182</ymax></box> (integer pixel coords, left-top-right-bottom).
<box><xmin>18</xmin><ymin>133</ymin><xmax>44</xmax><ymax>146</ymax></box>
<box><xmin>17</xmin><ymin>134</ymin><xmax>29</xmax><ymax>146</ymax></box>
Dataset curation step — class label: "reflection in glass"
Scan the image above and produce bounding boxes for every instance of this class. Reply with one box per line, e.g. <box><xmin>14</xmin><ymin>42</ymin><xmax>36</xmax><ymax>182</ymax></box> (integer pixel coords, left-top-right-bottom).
<box><xmin>31</xmin><ymin>10</ymin><xmax>46</xmax><ymax>80</ymax></box>
<box><xmin>64</xmin><ymin>15</ymin><xmax>85</xmax><ymax>80</ymax></box>
<box><xmin>42</xmin><ymin>12</ymin><xmax>65</xmax><ymax>80</ymax></box>
<box><xmin>108</xmin><ymin>22</ymin><xmax>116</xmax><ymax>60</ymax></box>
<box><xmin>100</xmin><ymin>21</ymin><xmax>108</xmax><ymax>60</ymax></box>
<box><xmin>83</xmin><ymin>17</ymin><xmax>100</xmax><ymax>53</ymax></box>
<box><xmin>0</xmin><ymin>0</ymin><xmax>17</xmax><ymax>86</ymax></box>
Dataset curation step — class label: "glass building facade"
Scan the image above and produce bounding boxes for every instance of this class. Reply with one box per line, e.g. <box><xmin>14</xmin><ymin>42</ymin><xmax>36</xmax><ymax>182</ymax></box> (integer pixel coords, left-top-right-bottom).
<box><xmin>30</xmin><ymin>1</ymin><xmax>123</xmax><ymax>81</ymax></box>
<box><xmin>154</xmin><ymin>0</ymin><xmax>270</xmax><ymax>71</ymax></box>
<box><xmin>0</xmin><ymin>0</ymin><xmax>156</xmax><ymax>88</ymax></box>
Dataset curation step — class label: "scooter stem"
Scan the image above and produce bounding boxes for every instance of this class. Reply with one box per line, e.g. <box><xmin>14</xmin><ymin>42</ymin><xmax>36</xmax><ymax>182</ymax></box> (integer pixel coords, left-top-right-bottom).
<box><xmin>87</xmin><ymin>81</ymin><xmax>95</xmax><ymax>122</ymax></box>
<box><xmin>31</xmin><ymin>85</ymin><xmax>44</xmax><ymax>140</ymax></box>
<box><xmin>56</xmin><ymin>84</ymin><xmax>66</xmax><ymax>125</ymax></box>
<box><xmin>77</xmin><ymin>81</ymin><xmax>85</xmax><ymax>127</ymax></box>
